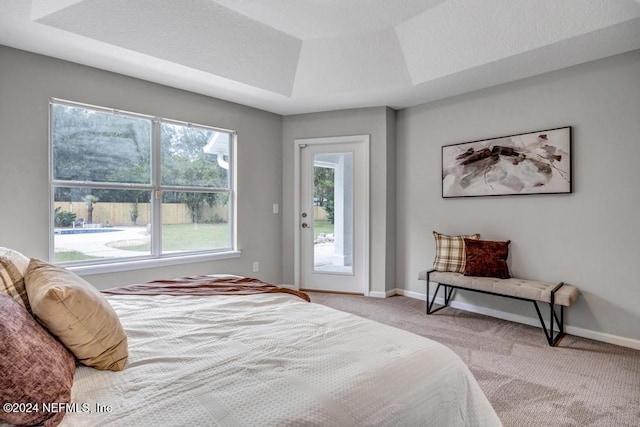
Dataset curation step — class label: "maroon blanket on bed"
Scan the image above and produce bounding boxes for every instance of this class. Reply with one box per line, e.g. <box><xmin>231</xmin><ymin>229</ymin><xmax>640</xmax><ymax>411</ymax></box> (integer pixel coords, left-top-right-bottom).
<box><xmin>102</xmin><ymin>276</ymin><xmax>310</xmax><ymax>302</ymax></box>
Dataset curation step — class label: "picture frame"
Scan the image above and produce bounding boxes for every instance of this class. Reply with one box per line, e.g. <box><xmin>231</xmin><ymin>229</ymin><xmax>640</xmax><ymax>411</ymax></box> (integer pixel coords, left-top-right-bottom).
<box><xmin>442</xmin><ymin>126</ymin><xmax>572</xmax><ymax>198</ymax></box>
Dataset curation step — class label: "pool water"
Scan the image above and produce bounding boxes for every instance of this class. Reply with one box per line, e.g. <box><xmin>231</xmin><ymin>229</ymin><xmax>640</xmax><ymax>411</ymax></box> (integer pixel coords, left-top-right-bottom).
<box><xmin>54</xmin><ymin>228</ymin><xmax>122</xmax><ymax>235</ymax></box>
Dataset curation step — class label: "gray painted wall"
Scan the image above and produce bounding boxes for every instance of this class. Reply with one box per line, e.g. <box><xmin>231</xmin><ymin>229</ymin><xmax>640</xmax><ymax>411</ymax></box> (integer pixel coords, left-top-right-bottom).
<box><xmin>396</xmin><ymin>50</ymin><xmax>640</xmax><ymax>341</ymax></box>
<box><xmin>1</xmin><ymin>43</ymin><xmax>638</xmax><ymax>343</ymax></box>
<box><xmin>281</xmin><ymin>107</ymin><xmax>396</xmax><ymax>294</ymax></box>
<box><xmin>0</xmin><ymin>45</ymin><xmax>283</xmax><ymax>289</ymax></box>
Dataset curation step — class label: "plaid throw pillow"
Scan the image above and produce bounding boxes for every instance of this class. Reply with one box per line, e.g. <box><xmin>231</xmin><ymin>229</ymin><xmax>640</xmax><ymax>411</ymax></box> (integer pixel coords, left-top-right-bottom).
<box><xmin>432</xmin><ymin>232</ymin><xmax>480</xmax><ymax>273</ymax></box>
<box><xmin>0</xmin><ymin>247</ymin><xmax>31</xmax><ymax>312</ymax></box>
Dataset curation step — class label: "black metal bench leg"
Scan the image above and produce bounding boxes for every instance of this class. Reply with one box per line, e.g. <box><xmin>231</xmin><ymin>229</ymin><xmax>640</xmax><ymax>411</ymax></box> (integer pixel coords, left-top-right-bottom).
<box><xmin>426</xmin><ymin>271</ymin><xmax>453</xmax><ymax>314</ymax></box>
<box><xmin>533</xmin><ymin>301</ymin><xmax>565</xmax><ymax>346</ymax></box>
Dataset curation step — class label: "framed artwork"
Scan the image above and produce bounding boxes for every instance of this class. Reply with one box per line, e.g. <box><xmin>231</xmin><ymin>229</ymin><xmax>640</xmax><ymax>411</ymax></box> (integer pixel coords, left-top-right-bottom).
<box><xmin>442</xmin><ymin>126</ymin><xmax>572</xmax><ymax>198</ymax></box>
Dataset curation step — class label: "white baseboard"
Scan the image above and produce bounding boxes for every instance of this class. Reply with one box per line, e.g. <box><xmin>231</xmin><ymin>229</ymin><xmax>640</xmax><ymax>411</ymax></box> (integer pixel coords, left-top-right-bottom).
<box><xmin>368</xmin><ymin>289</ymin><xmax>397</xmax><ymax>298</ymax></box>
<box><xmin>392</xmin><ymin>289</ymin><xmax>640</xmax><ymax>351</ymax></box>
<box><xmin>395</xmin><ymin>289</ymin><xmax>425</xmax><ymax>301</ymax></box>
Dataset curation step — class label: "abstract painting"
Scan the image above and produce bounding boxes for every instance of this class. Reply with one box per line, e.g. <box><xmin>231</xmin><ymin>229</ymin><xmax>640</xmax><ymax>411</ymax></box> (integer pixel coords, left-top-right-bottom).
<box><xmin>442</xmin><ymin>126</ymin><xmax>572</xmax><ymax>198</ymax></box>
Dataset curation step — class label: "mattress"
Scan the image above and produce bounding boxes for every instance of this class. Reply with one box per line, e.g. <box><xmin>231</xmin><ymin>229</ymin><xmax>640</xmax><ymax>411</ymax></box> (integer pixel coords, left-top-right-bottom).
<box><xmin>61</xmin><ymin>292</ymin><xmax>501</xmax><ymax>426</ymax></box>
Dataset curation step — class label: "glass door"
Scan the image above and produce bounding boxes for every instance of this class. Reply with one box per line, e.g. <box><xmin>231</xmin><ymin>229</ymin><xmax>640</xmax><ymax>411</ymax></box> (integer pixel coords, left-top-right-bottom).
<box><xmin>298</xmin><ymin>136</ymin><xmax>369</xmax><ymax>294</ymax></box>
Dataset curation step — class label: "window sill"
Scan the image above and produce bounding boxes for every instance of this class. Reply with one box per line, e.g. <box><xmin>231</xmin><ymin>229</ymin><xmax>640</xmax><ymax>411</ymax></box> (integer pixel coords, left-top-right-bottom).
<box><xmin>66</xmin><ymin>251</ymin><xmax>242</xmax><ymax>276</ymax></box>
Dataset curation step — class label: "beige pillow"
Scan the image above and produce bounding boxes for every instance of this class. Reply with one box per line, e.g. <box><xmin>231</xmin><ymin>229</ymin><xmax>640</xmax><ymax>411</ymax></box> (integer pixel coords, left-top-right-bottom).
<box><xmin>432</xmin><ymin>231</ymin><xmax>481</xmax><ymax>273</ymax></box>
<box><xmin>0</xmin><ymin>247</ymin><xmax>31</xmax><ymax>312</ymax></box>
<box><xmin>24</xmin><ymin>258</ymin><xmax>128</xmax><ymax>371</ymax></box>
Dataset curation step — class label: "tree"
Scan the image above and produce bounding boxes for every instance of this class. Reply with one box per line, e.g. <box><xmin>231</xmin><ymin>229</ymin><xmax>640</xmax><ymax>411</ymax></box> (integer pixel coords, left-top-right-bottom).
<box><xmin>84</xmin><ymin>195</ymin><xmax>98</xmax><ymax>224</ymax></box>
<box><xmin>54</xmin><ymin>207</ymin><xmax>76</xmax><ymax>227</ymax></box>
<box><xmin>314</xmin><ymin>166</ymin><xmax>335</xmax><ymax>224</ymax></box>
<box><xmin>161</xmin><ymin>124</ymin><xmax>228</xmax><ymax>223</ymax></box>
<box><xmin>130</xmin><ymin>203</ymin><xmax>139</xmax><ymax>225</ymax></box>
<box><xmin>52</xmin><ymin>104</ymin><xmax>151</xmax><ymax>186</ymax></box>
<box><xmin>52</xmin><ymin>103</ymin><xmax>151</xmax><ymax>204</ymax></box>
<box><xmin>52</xmin><ymin>103</ymin><xmax>229</xmax><ymax>225</ymax></box>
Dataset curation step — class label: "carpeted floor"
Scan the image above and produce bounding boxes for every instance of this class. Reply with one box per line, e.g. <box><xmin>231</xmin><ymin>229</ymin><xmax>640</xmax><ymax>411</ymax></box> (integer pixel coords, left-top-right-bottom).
<box><xmin>308</xmin><ymin>292</ymin><xmax>640</xmax><ymax>427</ymax></box>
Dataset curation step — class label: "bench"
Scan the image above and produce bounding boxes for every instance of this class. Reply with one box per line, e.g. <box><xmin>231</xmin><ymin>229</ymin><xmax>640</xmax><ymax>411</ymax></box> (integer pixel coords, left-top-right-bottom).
<box><xmin>418</xmin><ymin>269</ymin><xmax>580</xmax><ymax>346</ymax></box>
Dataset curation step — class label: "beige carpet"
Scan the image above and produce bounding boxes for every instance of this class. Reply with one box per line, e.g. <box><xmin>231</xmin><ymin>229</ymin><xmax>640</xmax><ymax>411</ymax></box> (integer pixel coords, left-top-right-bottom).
<box><xmin>308</xmin><ymin>292</ymin><xmax>640</xmax><ymax>427</ymax></box>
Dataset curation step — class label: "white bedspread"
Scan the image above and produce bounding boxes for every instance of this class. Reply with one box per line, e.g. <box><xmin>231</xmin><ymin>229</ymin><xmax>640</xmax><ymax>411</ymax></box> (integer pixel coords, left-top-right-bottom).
<box><xmin>62</xmin><ymin>293</ymin><xmax>501</xmax><ymax>426</ymax></box>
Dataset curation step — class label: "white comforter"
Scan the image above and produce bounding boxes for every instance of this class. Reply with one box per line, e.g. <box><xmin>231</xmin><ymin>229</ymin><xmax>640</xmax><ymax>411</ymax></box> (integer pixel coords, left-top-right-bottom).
<box><xmin>63</xmin><ymin>293</ymin><xmax>501</xmax><ymax>426</ymax></box>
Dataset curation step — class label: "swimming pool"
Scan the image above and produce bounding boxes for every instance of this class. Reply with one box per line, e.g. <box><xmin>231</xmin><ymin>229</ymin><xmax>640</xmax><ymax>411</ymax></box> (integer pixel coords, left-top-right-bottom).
<box><xmin>54</xmin><ymin>228</ymin><xmax>122</xmax><ymax>235</ymax></box>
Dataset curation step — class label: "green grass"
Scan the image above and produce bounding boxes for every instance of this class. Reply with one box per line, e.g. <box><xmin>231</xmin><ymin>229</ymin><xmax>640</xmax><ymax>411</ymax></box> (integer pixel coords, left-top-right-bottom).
<box><xmin>314</xmin><ymin>220</ymin><xmax>334</xmax><ymax>240</ymax></box>
<box><xmin>54</xmin><ymin>251</ymin><xmax>101</xmax><ymax>262</ymax></box>
<box><xmin>55</xmin><ymin>221</ymin><xmax>324</xmax><ymax>260</ymax></box>
<box><xmin>113</xmin><ymin>223</ymin><xmax>230</xmax><ymax>251</ymax></box>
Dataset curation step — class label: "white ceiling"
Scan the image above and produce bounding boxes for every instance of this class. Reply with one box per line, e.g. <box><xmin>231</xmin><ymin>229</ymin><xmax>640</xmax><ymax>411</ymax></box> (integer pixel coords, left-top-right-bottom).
<box><xmin>1</xmin><ymin>0</ymin><xmax>640</xmax><ymax>115</ymax></box>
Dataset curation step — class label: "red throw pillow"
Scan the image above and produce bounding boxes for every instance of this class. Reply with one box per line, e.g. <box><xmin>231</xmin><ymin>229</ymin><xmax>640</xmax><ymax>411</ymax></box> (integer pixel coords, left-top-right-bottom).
<box><xmin>463</xmin><ymin>239</ymin><xmax>511</xmax><ymax>279</ymax></box>
<box><xmin>0</xmin><ymin>294</ymin><xmax>76</xmax><ymax>427</ymax></box>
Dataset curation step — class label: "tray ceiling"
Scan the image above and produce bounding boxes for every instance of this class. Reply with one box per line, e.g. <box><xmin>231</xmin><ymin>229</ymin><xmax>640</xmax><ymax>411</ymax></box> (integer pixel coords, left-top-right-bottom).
<box><xmin>2</xmin><ymin>0</ymin><xmax>640</xmax><ymax>114</ymax></box>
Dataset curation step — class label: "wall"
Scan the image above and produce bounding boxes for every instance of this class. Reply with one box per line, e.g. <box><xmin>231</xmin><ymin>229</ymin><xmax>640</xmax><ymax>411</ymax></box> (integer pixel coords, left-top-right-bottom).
<box><xmin>0</xmin><ymin>45</ymin><xmax>283</xmax><ymax>288</ymax></box>
<box><xmin>2</xmin><ymin>43</ymin><xmax>637</xmax><ymax>344</ymax></box>
<box><xmin>396</xmin><ymin>50</ymin><xmax>640</xmax><ymax>342</ymax></box>
<box><xmin>282</xmin><ymin>107</ymin><xmax>396</xmax><ymax>295</ymax></box>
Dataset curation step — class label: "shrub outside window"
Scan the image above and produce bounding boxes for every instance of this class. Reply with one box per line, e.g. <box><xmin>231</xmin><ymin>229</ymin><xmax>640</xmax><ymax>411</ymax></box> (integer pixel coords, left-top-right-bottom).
<box><xmin>50</xmin><ymin>99</ymin><xmax>236</xmax><ymax>269</ymax></box>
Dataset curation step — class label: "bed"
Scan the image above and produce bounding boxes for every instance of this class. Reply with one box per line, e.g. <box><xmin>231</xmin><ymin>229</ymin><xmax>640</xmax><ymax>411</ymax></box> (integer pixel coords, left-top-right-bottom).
<box><xmin>1</xmin><ymin>251</ymin><xmax>501</xmax><ymax>426</ymax></box>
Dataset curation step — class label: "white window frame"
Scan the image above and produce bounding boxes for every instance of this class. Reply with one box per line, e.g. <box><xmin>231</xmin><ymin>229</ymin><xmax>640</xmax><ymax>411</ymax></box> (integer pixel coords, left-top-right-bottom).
<box><xmin>49</xmin><ymin>98</ymin><xmax>239</xmax><ymax>275</ymax></box>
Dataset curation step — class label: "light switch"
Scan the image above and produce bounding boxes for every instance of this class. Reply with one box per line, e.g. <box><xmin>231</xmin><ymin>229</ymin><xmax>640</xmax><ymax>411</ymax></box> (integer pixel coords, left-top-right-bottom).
<box><xmin>273</xmin><ymin>203</ymin><xmax>279</xmax><ymax>214</ymax></box>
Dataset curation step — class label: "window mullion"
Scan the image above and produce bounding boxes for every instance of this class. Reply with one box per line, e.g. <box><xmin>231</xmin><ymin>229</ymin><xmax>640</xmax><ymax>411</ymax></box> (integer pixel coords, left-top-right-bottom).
<box><xmin>50</xmin><ymin>181</ymin><xmax>154</xmax><ymax>190</ymax></box>
<box><xmin>151</xmin><ymin>118</ymin><xmax>162</xmax><ymax>257</ymax></box>
<box><xmin>159</xmin><ymin>186</ymin><xmax>232</xmax><ymax>193</ymax></box>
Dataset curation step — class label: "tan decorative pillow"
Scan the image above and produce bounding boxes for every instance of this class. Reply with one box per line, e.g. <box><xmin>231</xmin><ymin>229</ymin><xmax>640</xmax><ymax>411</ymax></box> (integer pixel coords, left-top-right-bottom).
<box><xmin>0</xmin><ymin>247</ymin><xmax>31</xmax><ymax>312</ymax></box>
<box><xmin>0</xmin><ymin>293</ymin><xmax>76</xmax><ymax>427</ymax></box>
<box><xmin>24</xmin><ymin>258</ymin><xmax>128</xmax><ymax>371</ymax></box>
<box><xmin>432</xmin><ymin>231</ymin><xmax>481</xmax><ymax>273</ymax></box>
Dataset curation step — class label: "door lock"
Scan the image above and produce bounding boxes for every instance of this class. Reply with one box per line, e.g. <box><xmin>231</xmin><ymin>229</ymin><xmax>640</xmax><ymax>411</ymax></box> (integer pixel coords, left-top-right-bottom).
<box><xmin>301</xmin><ymin>223</ymin><xmax>309</xmax><ymax>228</ymax></box>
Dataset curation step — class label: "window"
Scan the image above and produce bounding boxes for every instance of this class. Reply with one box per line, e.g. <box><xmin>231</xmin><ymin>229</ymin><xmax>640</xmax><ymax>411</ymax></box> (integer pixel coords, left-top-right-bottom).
<box><xmin>50</xmin><ymin>99</ymin><xmax>236</xmax><ymax>271</ymax></box>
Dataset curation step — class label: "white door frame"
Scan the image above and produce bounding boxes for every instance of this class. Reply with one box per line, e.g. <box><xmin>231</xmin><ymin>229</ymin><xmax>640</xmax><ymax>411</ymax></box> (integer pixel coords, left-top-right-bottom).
<box><xmin>293</xmin><ymin>135</ymin><xmax>370</xmax><ymax>296</ymax></box>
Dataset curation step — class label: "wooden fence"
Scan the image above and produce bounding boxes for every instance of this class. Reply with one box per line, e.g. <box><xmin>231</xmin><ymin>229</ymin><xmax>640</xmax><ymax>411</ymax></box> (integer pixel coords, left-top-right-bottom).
<box><xmin>54</xmin><ymin>202</ymin><xmax>227</xmax><ymax>226</ymax></box>
<box><xmin>314</xmin><ymin>206</ymin><xmax>328</xmax><ymax>221</ymax></box>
